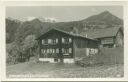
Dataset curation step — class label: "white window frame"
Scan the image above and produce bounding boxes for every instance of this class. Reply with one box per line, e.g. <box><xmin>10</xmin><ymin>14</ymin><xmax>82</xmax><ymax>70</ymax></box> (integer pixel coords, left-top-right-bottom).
<box><xmin>56</xmin><ymin>38</ymin><xmax>58</xmax><ymax>43</ymax></box>
<box><xmin>48</xmin><ymin>39</ymin><xmax>52</xmax><ymax>44</ymax></box>
<box><xmin>62</xmin><ymin>38</ymin><xmax>65</xmax><ymax>43</ymax></box>
<box><xmin>69</xmin><ymin>48</ymin><xmax>72</xmax><ymax>53</ymax></box>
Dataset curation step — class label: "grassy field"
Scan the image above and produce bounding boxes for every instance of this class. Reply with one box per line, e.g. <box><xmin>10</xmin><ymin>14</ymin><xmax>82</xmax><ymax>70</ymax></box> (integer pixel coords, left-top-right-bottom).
<box><xmin>6</xmin><ymin>62</ymin><xmax>124</xmax><ymax>78</ymax></box>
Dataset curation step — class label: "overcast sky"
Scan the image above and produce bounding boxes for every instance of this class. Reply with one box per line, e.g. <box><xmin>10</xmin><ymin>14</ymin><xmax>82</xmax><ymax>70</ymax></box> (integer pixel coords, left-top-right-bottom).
<box><xmin>6</xmin><ymin>6</ymin><xmax>123</xmax><ymax>22</ymax></box>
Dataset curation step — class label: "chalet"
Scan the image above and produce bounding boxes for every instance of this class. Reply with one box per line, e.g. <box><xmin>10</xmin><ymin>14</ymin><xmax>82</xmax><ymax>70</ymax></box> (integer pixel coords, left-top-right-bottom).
<box><xmin>81</xmin><ymin>27</ymin><xmax>123</xmax><ymax>48</ymax></box>
<box><xmin>36</xmin><ymin>28</ymin><xmax>99</xmax><ymax>63</ymax></box>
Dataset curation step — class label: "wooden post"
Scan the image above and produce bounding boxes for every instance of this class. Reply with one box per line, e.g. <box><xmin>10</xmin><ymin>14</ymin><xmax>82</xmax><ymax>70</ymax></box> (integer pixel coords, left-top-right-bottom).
<box><xmin>38</xmin><ymin>40</ymin><xmax>41</xmax><ymax>61</ymax></box>
<box><xmin>59</xmin><ymin>35</ymin><xmax>63</xmax><ymax>63</ymax></box>
<box><xmin>72</xmin><ymin>37</ymin><xmax>75</xmax><ymax>59</ymax></box>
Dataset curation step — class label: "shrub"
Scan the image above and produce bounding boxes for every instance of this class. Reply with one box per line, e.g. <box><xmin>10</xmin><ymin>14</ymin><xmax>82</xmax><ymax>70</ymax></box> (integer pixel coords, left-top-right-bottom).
<box><xmin>6</xmin><ymin>43</ymin><xmax>21</xmax><ymax>64</ymax></box>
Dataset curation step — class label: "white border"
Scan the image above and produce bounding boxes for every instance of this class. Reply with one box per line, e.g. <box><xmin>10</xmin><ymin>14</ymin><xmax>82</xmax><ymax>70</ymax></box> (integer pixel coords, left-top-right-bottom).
<box><xmin>0</xmin><ymin>1</ymin><xmax>128</xmax><ymax>81</ymax></box>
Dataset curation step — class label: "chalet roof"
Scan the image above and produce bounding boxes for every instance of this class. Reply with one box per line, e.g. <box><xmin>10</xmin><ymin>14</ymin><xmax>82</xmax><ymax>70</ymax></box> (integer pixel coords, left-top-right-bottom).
<box><xmin>80</xmin><ymin>27</ymin><xmax>121</xmax><ymax>39</ymax></box>
<box><xmin>36</xmin><ymin>27</ymin><xmax>96</xmax><ymax>41</ymax></box>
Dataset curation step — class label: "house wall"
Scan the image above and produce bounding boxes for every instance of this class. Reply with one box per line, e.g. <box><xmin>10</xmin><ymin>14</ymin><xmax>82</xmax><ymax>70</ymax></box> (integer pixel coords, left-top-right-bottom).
<box><xmin>115</xmin><ymin>30</ymin><xmax>123</xmax><ymax>47</ymax></box>
<box><xmin>73</xmin><ymin>37</ymin><xmax>99</xmax><ymax>60</ymax></box>
<box><xmin>37</xmin><ymin>29</ymin><xmax>99</xmax><ymax>63</ymax></box>
<box><xmin>99</xmin><ymin>30</ymin><xmax>123</xmax><ymax>48</ymax></box>
<box><xmin>99</xmin><ymin>37</ymin><xmax>114</xmax><ymax>48</ymax></box>
<box><xmin>38</xmin><ymin>30</ymin><xmax>74</xmax><ymax>63</ymax></box>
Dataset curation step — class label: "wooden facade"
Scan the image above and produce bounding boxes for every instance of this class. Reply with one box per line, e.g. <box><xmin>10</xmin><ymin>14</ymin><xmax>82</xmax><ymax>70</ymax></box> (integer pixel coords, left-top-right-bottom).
<box><xmin>98</xmin><ymin>28</ymin><xmax>123</xmax><ymax>48</ymax></box>
<box><xmin>81</xmin><ymin>27</ymin><xmax>123</xmax><ymax>48</ymax></box>
<box><xmin>36</xmin><ymin>28</ymin><xmax>99</xmax><ymax>63</ymax></box>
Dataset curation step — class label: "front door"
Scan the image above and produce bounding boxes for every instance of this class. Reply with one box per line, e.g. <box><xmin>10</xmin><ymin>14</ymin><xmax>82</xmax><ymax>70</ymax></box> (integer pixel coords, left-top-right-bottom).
<box><xmin>53</xmin><ymin>49</ymin><xmax>63</xmax><ymax>63</ymax></box>
<box><xmin>53</xmin><ymin>52</ymin><xmax>59</xmax><ymax>62</ymax></box>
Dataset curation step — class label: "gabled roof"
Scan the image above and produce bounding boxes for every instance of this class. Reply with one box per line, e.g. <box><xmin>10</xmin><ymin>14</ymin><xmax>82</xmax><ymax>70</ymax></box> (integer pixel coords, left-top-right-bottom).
<box><xmin>36</xmin><ymin>27</ymin><xmax>96</xmax><ymax>41</ymax></box>
<box><xmin>80</xmin><ymin>27</ymin><xmax>121</xmax><ymax>39</ymax></box>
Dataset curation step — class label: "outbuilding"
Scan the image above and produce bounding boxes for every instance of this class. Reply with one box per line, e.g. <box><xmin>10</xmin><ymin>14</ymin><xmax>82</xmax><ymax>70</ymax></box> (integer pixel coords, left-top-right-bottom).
<box><xmin>81</xmin><ymin>27</ymin><xmax>123</xmax><ymax>48</ymax></box>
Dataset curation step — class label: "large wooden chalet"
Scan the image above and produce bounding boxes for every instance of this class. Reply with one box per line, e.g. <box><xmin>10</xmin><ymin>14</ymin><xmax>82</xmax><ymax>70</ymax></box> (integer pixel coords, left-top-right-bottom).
<box><xmin>36</xmin><ymin>28</ymin><xmax>99</xmax><ymax>63</ymax></box>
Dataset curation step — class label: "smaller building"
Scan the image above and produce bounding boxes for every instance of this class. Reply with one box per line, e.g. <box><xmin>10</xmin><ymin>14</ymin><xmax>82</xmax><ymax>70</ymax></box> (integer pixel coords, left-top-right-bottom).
<box><xmin>36</xmin><ymin>28</ymin><xmax>99</xmax><ymax>63</ymax></box>
<box><xmin>81</xmin><ymin>27</ymin><xmax>123</xmax><ymax>48</ymax></box>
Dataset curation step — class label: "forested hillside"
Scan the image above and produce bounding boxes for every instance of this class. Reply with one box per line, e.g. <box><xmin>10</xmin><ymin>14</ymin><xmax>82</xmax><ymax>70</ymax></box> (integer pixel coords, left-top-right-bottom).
<box><xmin>6</xmin><ymin>11</ymin><xmax>123</xmax><ymax>44</ymax></box>
<box><xmin>6</xmin><ymin>18</ymin><xmax>21</xmax><ymax>43</ymax></box>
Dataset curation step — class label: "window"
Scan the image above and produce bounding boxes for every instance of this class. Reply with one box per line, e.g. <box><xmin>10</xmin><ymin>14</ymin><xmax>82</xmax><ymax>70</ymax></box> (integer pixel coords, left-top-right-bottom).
<box><xmin>42</xmin><ymin>39</ymin><xmax>48</xmax><ymax>44</ymax></box>
<box><xmin>56</xmin><ymin>39</ymin><xmax>58</xmax><ymax>43</ymax></box>
<box><xmin>69</xmin><ymin>38</ymin><xmax>72</xmax><ymax>43</ymax></box>
<box><xmin>62</xmin><ymin>38</ymin><xmax>65</xmax><ymax>43</ymax></box>
<box><xmin>53</xmin><ymin>49</ymin><xmax>55</xmax><ymax>53</ymax></box>
<box><xmin>42</xmin><ymin>40</ymin><xmax>44</xmax><ymax>44</ymax></box>
<box><xmin>48</xmin><ymin>39</ymin><xmax>52</xmax><ymax>44</ymax></box>
<box><xmin>101</xmin><ymin>38</ymin><xmax>113</xmax><ymax>44</ymax></box>
<box><xmin>62</xmin><ymin>37</ymin><xmax>72</xmax><ymax>44</ymax></box>
<box><xmin>62</xmin><ymin>48</ymin><xmax>64</xmax><ymax>53</ymax></box>
<box><xmin>56</xmin><ymin>48</ymin><xmax>59</xmax><ymax>53</ymax></box>
<box><xmin>69</xmin><ymin>48</ymin><xmax>72</xmax><ymax>53</ymax></box>
<box><xmin>53</xmin><ymin>38</ymin><xmax>58</xmax><ymax>44</ymax></box>
<box><xmin>62</xmin><ymin>48</ymin><xmax>70</xmax><ymax>54</ymax></box>
<box><xmin>65</xmin><ymin>49</ymin><xmax>68</xmax><ymax>53</ymax></box>
<box><xmin>47</xmin><ymin>49</ymin><xmax>50</xmax><ymax>53</ymax></box>
<box><xmin>43</xmin><ymin>49</ymin><xmax>46</xmax><ymax>53</ymax></box>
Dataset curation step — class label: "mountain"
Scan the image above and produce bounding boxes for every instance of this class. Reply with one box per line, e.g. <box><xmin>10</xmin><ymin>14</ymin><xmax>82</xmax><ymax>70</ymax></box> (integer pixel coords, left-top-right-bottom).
<box><xmin>19</xmin><ymin>17</ymin><xmax>57</xmax><ymax>23</ymax></box>
<box><xmin>38</xmin><ymin>17</ymin><xmax>57</xmax><ymax>23</ymax></box>
<box><xmin>81</xmin><ymin>11</ymin><xmax>123</xmax><ymax>27</ymax></box>
<box><xmin>7</xmin><ymin>17</ymin><xmax>21</xmax><ymax>23</ymax></box>
<box><xmin>6</xmin><ymin>11</ymin><xmax>123</xmax><ymax>44</ymax></box>
<box><xmin>52</xmin><ymin>11</ymin><xmax>123</xmax><ymax>32</ymax></box>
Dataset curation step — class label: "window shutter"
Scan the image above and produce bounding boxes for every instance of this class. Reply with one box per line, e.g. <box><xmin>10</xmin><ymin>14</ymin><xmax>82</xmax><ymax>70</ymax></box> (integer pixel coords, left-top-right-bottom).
<box><xmin>56</xmin><ymin>48</ymin><xmax>59</xmax><ymax>53</ymax></box>
<box><xmin>53</xmin><ymin>49</ymin><xmax>55</xmax><ymax>53</ymax></box>
<box><xmin>48</xmin><ymin>39</ymin><xmax>52</xmax><ymax>44</ymax></box>
<box><xmin>44</xmin><ymin>49</ymin><xmax>46</xmax><ymax>53</ymax></box>
<box><xmin>62</xmin><ymin>38</ymin><xmax>65</xmax><ymax>43</ymax></box>
<box><xmin>47</xmin><ymin>49</ymin><xmax>50</xmax><ymax>53</ymax></box>
<box><xmin>69</xmin><ymin>48</ymin><xmax>72</xmax><ymax>53</ymax></box>
<box><xmin>69</xmin><ymin>38</ymin><xmax>72</xmax><ymax>43</ymax></box>
<box><xmin>56</xmin><ymin>38</ymin><xmax>58</xmax><ymax>43</ymax></box>
<box><xmin>42</xmin><ymin>40</ymin><xmax>44</xmax><ymax>44</ymax></box>
<box><xmin>62</xmin><ymin>48</ymin><xmax>64</xmax><ymax>53</ymax></box>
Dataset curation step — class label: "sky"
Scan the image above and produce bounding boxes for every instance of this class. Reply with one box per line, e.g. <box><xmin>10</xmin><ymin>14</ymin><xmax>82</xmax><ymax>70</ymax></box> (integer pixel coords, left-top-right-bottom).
<box><xmin>6</xmin><ymin>6</ymin><xmax>123</xmax><ymax>22</ymax></box>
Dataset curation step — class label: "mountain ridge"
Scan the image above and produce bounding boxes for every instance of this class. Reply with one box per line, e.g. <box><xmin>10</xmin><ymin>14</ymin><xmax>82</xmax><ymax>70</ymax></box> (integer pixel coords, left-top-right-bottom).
<box><xmin>6</xmin><ymin>11</ymin><xmax>123</xmax><ymax>43</ymax></box>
